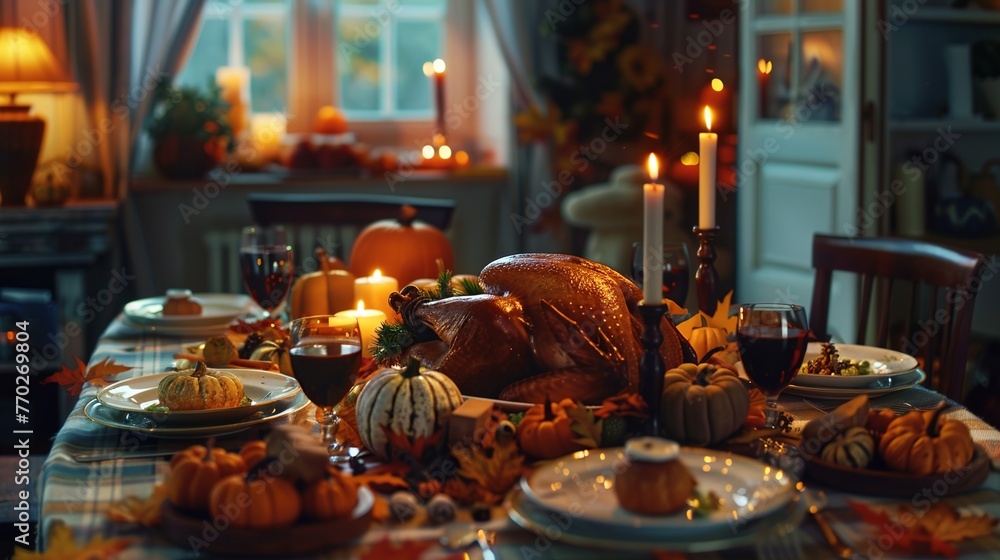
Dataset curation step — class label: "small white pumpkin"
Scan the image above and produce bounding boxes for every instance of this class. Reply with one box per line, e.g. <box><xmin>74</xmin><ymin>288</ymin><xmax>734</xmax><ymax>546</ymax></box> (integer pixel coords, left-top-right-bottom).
<box><xmin>820</xmin><ymin>425</ymin><xmax>875</xmax><ymax>468</ymax></box>
<box><xmin>249</xmin><ymin>341</ymin><xmax>293</xmax><ymax>375</ymax></box>
<box><xmin>355</xmin><ymin>357</ymin><xmax>463</xmax><ymax>460</ymax></box>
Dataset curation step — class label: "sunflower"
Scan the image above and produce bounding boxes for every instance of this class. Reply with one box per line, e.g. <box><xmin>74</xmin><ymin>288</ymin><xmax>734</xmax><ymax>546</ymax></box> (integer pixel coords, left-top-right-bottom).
<box><xmin>617</xmin><ymin>45</ymin><xmax>662</xmax><ymax>92</ymax></box>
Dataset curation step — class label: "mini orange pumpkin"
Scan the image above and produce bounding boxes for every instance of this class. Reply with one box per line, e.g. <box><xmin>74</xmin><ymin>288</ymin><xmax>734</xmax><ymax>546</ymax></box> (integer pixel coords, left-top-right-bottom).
<box><xmin>209</xmin><ymin>471</ymin><xmax>302</xmax><ymax>528</ymax></box>
<box><xmin>517</xmin><ymin>396</ymin><xmax>585</xmax><ymax>459</ymax></box>
<box><xmin>167</xmin><ymin>441</ymin><xmax>246</xmax><ymax>514</ymax></box>
<box><xmin>348</xmin><ymin>205</ymin><xmax>454</xmax><ymax>286</ymax></box>
<box><xmin>879</xmin><ymin>408</ymin><xmax>976</xmax><ymax>476</ymax></box>
<box><xmin>688</xmin><ymin>326</ymin><xmax>728</xmax><ymax>362</ymax></box>
<box><xmin>301</xmin><ymin>467</ymin><xmax>359</xmax><ymax>520</ymax></box>
<box><xmin>239</xmin><ymin>440</ymin><xmax>268</xmax><ymax>469</ymax></box>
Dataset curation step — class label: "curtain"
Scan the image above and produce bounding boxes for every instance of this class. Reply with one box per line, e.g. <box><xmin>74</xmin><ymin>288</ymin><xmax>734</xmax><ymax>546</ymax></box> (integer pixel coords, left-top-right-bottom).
<box><xmin>483</xmin><ymin>0</ymin><xmax>565</xmax><ymax>254</ymax></box>
<box><xmin>63</xmin><ymin>0</ymin><xmax>205</xmax><ymax>296</ymax></box>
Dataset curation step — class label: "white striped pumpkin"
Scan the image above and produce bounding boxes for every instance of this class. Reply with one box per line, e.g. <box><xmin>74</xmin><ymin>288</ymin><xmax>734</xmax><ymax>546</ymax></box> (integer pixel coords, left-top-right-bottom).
<box><xmin>820</xmin><ymin>425</ymin><xmax>875</xmax><ymax>468</ymax></box>
<box><xmin>356</xmin><ymin>357</ymin><xmax>463</xmax><ymax>460</ymax></box>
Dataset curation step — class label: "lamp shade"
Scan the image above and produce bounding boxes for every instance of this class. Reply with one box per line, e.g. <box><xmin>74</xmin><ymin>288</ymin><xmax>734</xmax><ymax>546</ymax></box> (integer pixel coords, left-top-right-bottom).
<box><xmin>0</xmin><ymin>27</ymin><xmax>76</xmax><ymax>94</ymax></box>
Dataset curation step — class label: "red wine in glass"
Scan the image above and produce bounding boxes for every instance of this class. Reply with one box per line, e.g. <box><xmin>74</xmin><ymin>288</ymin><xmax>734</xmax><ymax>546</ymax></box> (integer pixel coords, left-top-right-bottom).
<box><xmin>240</xmin><ymin>246</ymin><xmax>293</xmax><ymax>313</ymax></box>
<box><xmin>631</xmin><ymin>242</ymin><xmax>690</xmax><ymax>306</ymax></box>
<box><xmin>289</xmin><ymin>339</ymin><xmax>361</xmax><ymax>407</ymax></box>
<box><xmin>736</xmin><ymin>303</ymin><xmax>809</xmax><ymax>429</ymax></box>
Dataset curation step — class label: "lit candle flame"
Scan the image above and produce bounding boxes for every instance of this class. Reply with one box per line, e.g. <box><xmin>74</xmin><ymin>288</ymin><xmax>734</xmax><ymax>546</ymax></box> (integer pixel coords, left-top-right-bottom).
<box><xmin>357</xmin><ymin>300</ymin><xmax>365</xmax><ymax>312</ymax></box>
<box><xmin>711</xmin><ymin>78</ymin><xmax>724</xmax><ymax>92</ymax></box>
<box><xmin>647</xmin><ymin>153</ymin><xmax>659</xmax><ymax>182</ymax></box>
<box><xmin>438</xmin><ymin>145</ymin><xmax>452</xmax><ymax>159</ymax></box>
<box><xmin>372</xmin><ymin>269</ymin><xmax>382</xmax><ymax>279</ymax></box>
<box><xmin>757</xmin><ymin>59</ymin><xmax>772</xmax><ymax>75</ymax></box>
<box><xmin>432</xmin><ymin>58</ymin><xmax>446</xmax><ymax>74</ymax></box>
<box><xmin>704</xmin><ymin>106</ymin><xmax>713</xmax><ymax>132</ymax></box>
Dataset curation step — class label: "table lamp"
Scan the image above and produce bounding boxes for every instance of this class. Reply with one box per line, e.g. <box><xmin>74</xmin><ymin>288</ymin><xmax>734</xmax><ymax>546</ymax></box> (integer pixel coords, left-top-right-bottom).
<box><xmin>0</xmin><ymin>27</ymin><xmax>76</xmax><ymax>207</ymax></box>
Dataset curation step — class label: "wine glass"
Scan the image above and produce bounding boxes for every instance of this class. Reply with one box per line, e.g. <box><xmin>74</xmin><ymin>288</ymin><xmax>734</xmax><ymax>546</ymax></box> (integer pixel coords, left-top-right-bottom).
<box><xmin>240</xmin><ymin>226</ymin><xmax>293</xmax><ymax>317</ymax></box>
<box><xmin>630</xmin><ymin>241</ymin><xmax>690</xmax><ymax>307</ymax></box>
<box><xmin>288</xmin><ymin>315</ymin><xmax>362</xmax><ymax>462</ymax></box>
<box><xmin>736</xmin><ymin>303</ymin><xmax>809</xmax><ymax>429</ymax></box>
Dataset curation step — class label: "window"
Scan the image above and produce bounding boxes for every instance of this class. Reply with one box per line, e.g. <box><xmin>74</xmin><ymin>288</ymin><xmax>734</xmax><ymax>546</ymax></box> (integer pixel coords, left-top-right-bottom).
<box><xmin>178</xmin><ymin>0</ymin><xmax>446</xmax><ymax>120</ymax></box>
<box><xmin>335</xmin><ymin>0</ymin><xmax>445</xmax><ymax>118</ymax></box>
<box><xmin>178</xmin><ymin>0</ymin><xmax>289</xmax><ymax>114</ymax></box>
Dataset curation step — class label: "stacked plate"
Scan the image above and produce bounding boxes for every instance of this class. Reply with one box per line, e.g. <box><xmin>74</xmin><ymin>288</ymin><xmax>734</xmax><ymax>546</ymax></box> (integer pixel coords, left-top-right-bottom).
<box><xmin>85</xmin><ymin>368</ymin><xmax>307</xmax><ymax>438</ymax></box>
<box><xmin>508</xmin><ymin>447</ymin><xmax>803</xmax><ymax>552</ymax></box>
<box><xmin>783</xmin><ymin>343</ymin><xmax>925</xmax><ymax>400</ymax></box>
<box><xmin>122</xmin><ymin>293</ymin><xmax>260</xmax><ymax>337</ymax></box>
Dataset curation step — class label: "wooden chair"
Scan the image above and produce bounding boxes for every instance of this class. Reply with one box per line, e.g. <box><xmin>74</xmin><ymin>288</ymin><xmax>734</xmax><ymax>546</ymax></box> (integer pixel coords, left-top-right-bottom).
<box><xmin>246</xmin><ymin>193</ymin><xmax>455</xmax><ymax>261</ymax></box>
<box><xmin>809</xmin><ymin>234</ymin><xmax>986</xmax><ymax>401</ymax></box>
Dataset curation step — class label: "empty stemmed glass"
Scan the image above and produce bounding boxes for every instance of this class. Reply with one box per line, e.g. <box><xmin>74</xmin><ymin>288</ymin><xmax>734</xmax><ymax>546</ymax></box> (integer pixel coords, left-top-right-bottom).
<box><xmin>288</xmin><ymin>315</ymin><xmax>362</xmax><ymax>463</ymax></box>
<box><xmin>736</xmin><ymin>303</ymin><xmax>810</xmax><ymax>429</ymax></box>
<box><xmin>240</xmin><ymin>226</ymin><xmax>293</xmax><ymax>317</ymax></box>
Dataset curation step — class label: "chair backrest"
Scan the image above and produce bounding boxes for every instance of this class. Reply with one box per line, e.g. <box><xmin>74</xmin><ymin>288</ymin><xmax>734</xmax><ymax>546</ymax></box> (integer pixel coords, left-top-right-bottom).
<box><xmin>246</xmin><ymin>193</ymin><xmax>456</xmax><ymax>260</ymax></box>
<box><xmin>809</xmin><ymin>234</ymin><xmax>985</xmax><ymax>401</ymax></box>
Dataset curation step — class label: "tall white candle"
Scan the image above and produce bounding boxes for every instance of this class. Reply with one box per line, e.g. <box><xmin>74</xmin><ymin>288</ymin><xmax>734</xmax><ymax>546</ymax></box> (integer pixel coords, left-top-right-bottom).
<box><xmin>354</xmin><ymin>269</ymin><xmax>399</xmax><ymax>320</ymax></box>
<box><xmin>643</xmin><ymin>153</ymin><xmax>664</xmax><ymax>304</ymax></box>
<box><xmin>334</xmin><ymin>300</ymin><xmax>387</xmax><ymax>358</ymax></box>
<box><xmin>699</xmin><ymin>106</ymin><xmax>718</xmax><ymax>229</ymax></box>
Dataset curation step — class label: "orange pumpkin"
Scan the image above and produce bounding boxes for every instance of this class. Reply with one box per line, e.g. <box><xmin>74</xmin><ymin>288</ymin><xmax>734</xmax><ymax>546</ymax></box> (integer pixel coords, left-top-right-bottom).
<box><xmin>879</xmin><ymin>408</ymin><xmax>976</xmax><ymax>476</ymax></box>
<box><xmin>301</xmin><ymin>468</ymin><xmax>359</xmax><ymax>520</ymax></box>
<box><xmin>239</xmin><ymin>440</ymin><xmax>268</xmax><ymax>469</ymax></box>
<box><xmin>167</xmin><ymin>442</ymin><xmax>247</xmax><ymax>514</ymax></box>
<box><xmin>209</xmin><ymin>472</ymin><xmax>301</xmax><ymax>528</ymax></box>
<box><xmin>688</xmin><ymin>326</ymin><xmax>728</xmax><ymax>362</ymax></box>
<box><xmin>517</xmin><ymin>396</ymin><xmax>585</xmax><ymax>459</ymax></box>
<box><xmin>348</xmin><ymin>205</ymin><xmax>454</xmax><ymax>286</ymax></box>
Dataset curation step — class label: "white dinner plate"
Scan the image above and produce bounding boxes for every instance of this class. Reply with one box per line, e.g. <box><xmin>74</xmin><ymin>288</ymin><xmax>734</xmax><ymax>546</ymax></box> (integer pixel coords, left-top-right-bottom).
<box><xmin>794</xmin><ymin>343</ymin><xmax>919</xmax><ymax>388</ymax></box>
<box><xmin>96</xmin><ymin>368</ymin><xmax>300</xmax><ymax>425</ymax></box>
<box><xmin>123</xmin><ymin>293</ymin><xmax>254</xmax><ymax>328</ymax></box>
<box><xmin>521</xmin><ymin>447</ymin><xmax>795</xmax><ymax>536</ymax></box>
<box><xmin>84</xmin><ymin>390</ymin><xmax>310</xmax><ymax>438</ymax></box>
<box><xmin>783</xmin><ymin>369</ymin><xmax>926</xmax><ymax>400</ymax></box>
<box><xmin>507</xmin><ymin>488</ymin><xmax>804</xmax><ymax>553</ymax></box>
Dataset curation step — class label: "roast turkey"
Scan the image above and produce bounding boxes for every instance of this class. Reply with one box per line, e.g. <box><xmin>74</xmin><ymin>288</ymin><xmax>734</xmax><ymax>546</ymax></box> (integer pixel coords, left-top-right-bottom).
<box><xmin>388</xmin><ymin>253</ymin><xmax>694</xmax><ymax>404</ymax></box>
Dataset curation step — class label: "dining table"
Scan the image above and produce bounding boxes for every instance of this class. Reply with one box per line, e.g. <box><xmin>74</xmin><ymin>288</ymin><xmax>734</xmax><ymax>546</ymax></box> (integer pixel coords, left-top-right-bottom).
<box><xmin>34</xmin><ymin>312</ymin><xmax>1000</xmax><ymax>559</ymax></box>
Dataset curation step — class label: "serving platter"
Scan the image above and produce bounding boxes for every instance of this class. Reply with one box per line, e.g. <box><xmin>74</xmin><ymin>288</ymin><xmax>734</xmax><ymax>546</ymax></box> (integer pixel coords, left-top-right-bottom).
<box><xmin>795</xmin><ymin>343</ymin><xmax>919</xmax><ymax>388</ymax></box>
<box><xmin>521</xmin><ymin>447</ymin><xmax>795</xmax><ymax>536</ymax></box>
<box><xmin>805</xmin><ymin>445</ymin><xmax>990</xmax><ymax>497</ymax></box>
<box><xmin>84</xmin><ymin>390</ymin><xmax>310</xmax><ymax>438</ymax></box>
<box><xmin>96</xmin><ymin>368</ymin><xmax>300</xmax><ymax>425</ymax></box>
<box><xmin>506</xmin><ymin>488</ymin><xmax>805</xmax><ymax>553</ymax></box>
<box><xmin>784</xmin><ymin>369</ymin><xmax>926</xmax><ymax>400</ymax></box>
<box><xmin>161</xmin><ymin>486</ymin><xmax>374</xmax><ymax>557</ymax></box>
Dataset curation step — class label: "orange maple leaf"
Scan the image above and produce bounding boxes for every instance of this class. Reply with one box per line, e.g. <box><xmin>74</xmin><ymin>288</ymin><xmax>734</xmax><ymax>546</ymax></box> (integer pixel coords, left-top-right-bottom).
<box><xmin>14</xmin><ymin>520</ymin><xmax>134</xmax><ymax>559</ymax></box>
<box><xmin>42</xmin><ymin>356</ymin><xmax>133</xmax><ymax>396</ymax></box>
<box><xmin>359</xmin><ymin>535</ymin><xmax>437</xmax><ymax>560</ymax></box>
<box><xmin>382</xmin><ymin>427</ymin><xmax>443</xmax><ymax>461</ymax></box>
<box><xmin>676</xmin><ymin>290</ymin><xmax>736</xmax><ymax>340</ymax></box>
<box><xmin>595</xmin><ymin>393</ymin><xmax>649</xmax><ymax>419</ymax></box>
<box><xmin>350</xmin><ymin>472</ymin><xmax>410</xmax><ymax>494</ymax></box>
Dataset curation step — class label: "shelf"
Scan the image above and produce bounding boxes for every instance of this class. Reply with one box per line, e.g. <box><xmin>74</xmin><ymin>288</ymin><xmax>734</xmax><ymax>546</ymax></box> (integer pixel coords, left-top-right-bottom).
<box><xmin>901</xmin><ymin>231</ymin><xmax>1000</xmax><ymax>255</ymax></box>
<box><xmin>903</xmin><ymin>7</ymin><xmax>1000</xmax><ymax>25</ymax></box>
<box><xmin>889</xmin><ymin>119</ymin><xmax>1000</xmax><ymax>133</ymax></box>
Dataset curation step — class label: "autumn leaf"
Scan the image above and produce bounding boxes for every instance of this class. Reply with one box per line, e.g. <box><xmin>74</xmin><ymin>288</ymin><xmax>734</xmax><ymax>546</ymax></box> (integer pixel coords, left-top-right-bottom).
<box><xmin>918</xmin><ymin>503</ymin><xmax>997</xmax><ymax>542</ymax></box>
<box><xmin>565</xmin><ymin>402</ymin><xmax>602</xmax><ymax>448</ymax></box>
<box><xmin>350</xmin><ymin>472</ymin><xmax>410</xmax><ymax>493</ymax></box>
<box><xmin>849</xmin><ymin>500</ymin><xmax>997</xmax><ymax>557</ymax></box>
<box><xmin>594</xmin><ymin>393</ymin><xmax>648</xmax><ymax>419</ymax></box>
<box><xmin>676</xmin><ymin>290</ymin><xmax>736</xmax><ymax>340</ymax></box>
<box><xmin>383</xmin><ymin>427</ymin><xmax>443</xmax><ymax>461</ymax></box>
<box><xmin>14</xmin><ymin>520</ymin><xmax>134</xmax><ymax>559</ymax></box>
<box><xmin>106</xmin><ymin>484</ymin><xmax>167</xmax><ymax>527</ymax></box>
<box><xmin>454</xmin><ymin>441</ymin><xmax>524</xmax><ymax>497</ymax></box>
<box><xmin>43</xmin><ymin>356</ymin><xmax>134</xmax><ymax>397</ymax></box>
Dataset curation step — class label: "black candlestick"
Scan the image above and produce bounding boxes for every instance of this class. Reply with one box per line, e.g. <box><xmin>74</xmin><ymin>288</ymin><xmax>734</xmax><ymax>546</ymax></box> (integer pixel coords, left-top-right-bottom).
<box><xmin>693</xmin><ymin>226</ymin><xmax>721</xmax><ymax>317</ymax></box>
<box><xmin>638</xmin><ymin>303</ymin><xmax>667</xmax><ymax>436</ymax></box>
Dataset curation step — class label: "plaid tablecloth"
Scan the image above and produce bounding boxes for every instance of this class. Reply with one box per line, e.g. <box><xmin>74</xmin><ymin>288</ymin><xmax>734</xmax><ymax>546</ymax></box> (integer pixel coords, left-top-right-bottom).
<box><xmin>35</xmin><ymin>318</ymin><xmax>1000</xmax><ymax>559</ymax></box>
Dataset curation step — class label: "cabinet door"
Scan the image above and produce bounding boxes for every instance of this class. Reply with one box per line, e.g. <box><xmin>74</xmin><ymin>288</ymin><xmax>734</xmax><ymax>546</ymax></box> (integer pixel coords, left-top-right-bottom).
<box><xmin>737</xmin><ymin>0</ymin><xmax>861</xmax><ymax>341</ymax></box>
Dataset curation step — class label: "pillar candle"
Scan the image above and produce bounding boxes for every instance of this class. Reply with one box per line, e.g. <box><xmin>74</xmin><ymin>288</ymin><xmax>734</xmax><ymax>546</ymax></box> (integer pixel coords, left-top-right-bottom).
<box><xmin>354</xmin><ymin>269</ymin><xmax>398</xmax><ymax>320</ymax></box>
<box><xmin>250</xmin><ymin>113</ymin><xmax>286</xmax><ymax>163</ymax></box>
<box><xmin>216</xmin><ymin>66</ymin><xmax>249</xmax><ymax>137</ymax></box>
<box><xmin>699</xmin><ymin>106</ymin><xmax>718</xmax><ymax>229</ymax></box>
<box><xmin>334</xmin><ymin>301</ymin><xmax>387</xmax><ymax>358</ymax></box>
<box><xmin>643</xmin><ymin>154</ymin><xmax>664</xmax><ymax>304</ymax></box>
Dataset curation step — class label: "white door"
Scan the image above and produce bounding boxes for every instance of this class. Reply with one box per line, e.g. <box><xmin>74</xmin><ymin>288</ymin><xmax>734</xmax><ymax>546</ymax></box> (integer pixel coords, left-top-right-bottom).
<box><xmin>737</xmin><ymin>0</ymin><xmax>861</xmax><ymax>341</ymax></box>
